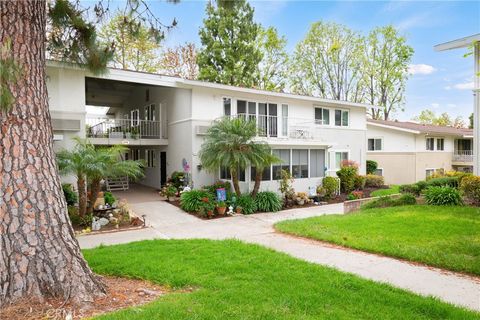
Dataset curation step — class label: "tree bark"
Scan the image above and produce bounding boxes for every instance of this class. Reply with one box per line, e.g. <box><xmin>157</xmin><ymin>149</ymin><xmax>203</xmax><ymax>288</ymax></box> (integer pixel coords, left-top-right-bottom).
<box><xmin>230</xmin><ymin>167</ymin><xmax>241</xmax><ymax>196</ymax></box>
<box><xmin>86</xmin><ymin>178</ymin><xmax>101</xmax><ymax>215</ymax></box>
<box><xmin>0</xmin><ymin>0</ymin><xmax>105</xmax><ymax>306</ymax></box>
<box><xmin>251</xmin><ymin>169</ymin><xmax>263</xmax><ymax>197</ymax></box>
<box><xmin>78</xmin><ymin>176</ymin><xmax>88</xmax><ymax>216</ymax></box>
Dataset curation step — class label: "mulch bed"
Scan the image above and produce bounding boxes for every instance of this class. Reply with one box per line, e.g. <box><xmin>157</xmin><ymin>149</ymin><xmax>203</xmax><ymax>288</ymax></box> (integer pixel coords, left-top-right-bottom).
<box><xmin>0</xmin><ymin>276</ymin><xmax>169</xmax><ymax>320</ymax></box>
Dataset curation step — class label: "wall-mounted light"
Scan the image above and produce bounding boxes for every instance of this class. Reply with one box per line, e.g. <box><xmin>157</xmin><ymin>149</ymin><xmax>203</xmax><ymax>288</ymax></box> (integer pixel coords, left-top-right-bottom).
<box><xmin>197</xmin><ymin>164</ymin><xmax>203</xmax><ymax>171</ymax></box>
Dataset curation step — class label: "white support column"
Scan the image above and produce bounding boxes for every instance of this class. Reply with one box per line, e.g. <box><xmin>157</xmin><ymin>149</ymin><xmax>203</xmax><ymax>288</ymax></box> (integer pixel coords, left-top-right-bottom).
<box><xmin>474</xmin><ymin>42</ymin><xmax>480</xmax><ymax>175</ymax></box>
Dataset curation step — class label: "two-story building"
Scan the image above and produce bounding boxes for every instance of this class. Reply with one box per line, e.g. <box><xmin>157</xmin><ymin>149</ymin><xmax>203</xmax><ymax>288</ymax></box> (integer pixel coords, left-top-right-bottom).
<box><xmin>367</xmin><ymin>119</ymin><xmax>474</xmax><ymax>185</ymax></box>
<box><xmin>47</xmin><ymin>61</ymin><xmax>371</xmax><ymax>193</ymax></box>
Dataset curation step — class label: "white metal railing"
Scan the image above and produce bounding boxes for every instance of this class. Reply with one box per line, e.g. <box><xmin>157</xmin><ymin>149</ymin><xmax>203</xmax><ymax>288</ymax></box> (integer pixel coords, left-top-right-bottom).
<box><xmin>453</xmin><ymin>150</ymin><xmax>474</xmax><ymax>162</ymax></box>
<box><xmin>86</xmin><ymin>118</ymin><xmax>163</xmax><ymax>139</ymax></box>
<box><xmin>227</xmin><ymin>115</ymin><xmax>327</xmax><ymax>140</ymax></box>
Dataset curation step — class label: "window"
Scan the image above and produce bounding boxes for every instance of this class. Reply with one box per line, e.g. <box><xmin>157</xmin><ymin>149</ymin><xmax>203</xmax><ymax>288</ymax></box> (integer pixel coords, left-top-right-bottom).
<box><xmin>132</xmin><ymin>149</ymin><xmax>140</xmax><ymax>161</ymax></box>
<box><xmin>220</xmin><ymin>166</ymin><xmax>245</xmax><ymax>182</ymax></box>
<box><xmin>237</xmin><ymin>100</ymin><xmax>247</xmax><ymax>115</ymax></box>
<box><xmin>426</xmin><ymin>169</ymin><xmax>435</xmax><ymax>178</ymax></box>
<box><xmin>146</xmin><ymin>150</ymin><xmax>156</xmax><ymax>168</ymax></box>
<box><xmin>144</xmin><ymin>104</ymin><xmax>155</xmax><ymax>121</ymax></box>
<box><xmin>310</xmin><ymin>149</ymin><xmax>325</xmax><ymax>178</ymax></box>
<box><xmin>375</xmin><ymin>168</ymin><xmax>383</xmax><ymax>176</ymax></box>
<box><xmin>223</xmin><ymin>98</ymin><xmax>231</xmax><ymax>116</ymax></box>
<box><xmin>426</xmin><ymin>138</ymin><xmax>435</xmax><ymax>151</ymax></box>
<box><xmin>335</xmin><ymin>109</ymin><xmax>349</xmax><ymax>127</ymax></box>
<box><xmin>272</xmin><ymin>149</ymin><xmax>290</xmax><ymax>179</ymax></box>
<box><xmin>335</xmin><ymin>152</ymin><xmax>349</xmax><ymax>169</ymax></box>
<box><xmin>131</xmin><ymin>109</ymin><xmax>139</xmax><ymax>126</ymax></box>
<box><xmin>292</xmin><ymin>149</ymin><xmax>308</xmax><ymax>178</ymax></box>
<box><xmin>437</xmin><ymin>138</ymin><xmax>445</xmax><ymax>151</ymax></box>
<box><xmin>250</xmin><ymin>166</ymin><xmax>271</xmax><ymax>181</ymax></box>
<box><xmin>314</xmin><ymin>107</ymin><xmax>330</xmax><ymax>125</ymax></box>
<box><xmin>368</xmin><ymin>138</ymin><xmax>382</xmax><ymax>151</ymax></box>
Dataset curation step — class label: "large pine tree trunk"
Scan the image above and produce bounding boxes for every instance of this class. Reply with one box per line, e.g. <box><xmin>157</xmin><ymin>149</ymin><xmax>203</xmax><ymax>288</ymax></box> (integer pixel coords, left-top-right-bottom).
<box><xmin>0</xmin><ymin>0</ymin><xmax>105</xmax><ymax>306</ymax></box>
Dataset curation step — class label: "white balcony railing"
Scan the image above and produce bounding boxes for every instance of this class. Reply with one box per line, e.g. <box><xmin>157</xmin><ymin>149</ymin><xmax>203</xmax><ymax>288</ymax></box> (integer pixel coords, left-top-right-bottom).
<box><xmin>453</xmin><ymin>150</ymin><xmax>474</xmax><ymax>162</ymax></box>
<box><xmin>230</xmin><ymin>115</ymin><xmax>329</xmax><ymax>141</ymax></box>
<box><xmin>86</xmin><ymin>118</ymin><xmax>163</xmax><ymax>139</ymax></box>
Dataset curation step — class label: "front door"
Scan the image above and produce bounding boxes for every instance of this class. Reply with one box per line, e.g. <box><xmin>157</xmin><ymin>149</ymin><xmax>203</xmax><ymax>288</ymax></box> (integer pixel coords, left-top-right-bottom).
<box><xmin>160</xmin><ymin>152</ymin><xmax>167</xmax><ymax>186</ymax></box>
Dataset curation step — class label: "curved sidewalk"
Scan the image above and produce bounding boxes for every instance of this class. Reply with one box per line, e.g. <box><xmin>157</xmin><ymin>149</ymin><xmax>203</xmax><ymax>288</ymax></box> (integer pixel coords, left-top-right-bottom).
<box><xmin>78</xmin><ymin>192</ymin><xmax>480</xmax><ymax>312</ymax></box>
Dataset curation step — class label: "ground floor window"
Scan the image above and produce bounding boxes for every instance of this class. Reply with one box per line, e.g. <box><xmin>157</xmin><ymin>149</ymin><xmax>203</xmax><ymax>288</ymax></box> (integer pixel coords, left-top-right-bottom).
<box><xmin>335</xmin><ymin>152</ymin><xmax>349</xmax><ymax>169</ymax></box>
<box><xmin>375</xmin><ymin>168</ymin><xmax>383</xmax><ymax>176</ymax></box>
<box><xmin>132</xmin><ymin>149</ymin><xmax>140</xmax><ymax>161</ymax></box>
<box><xmin>220</xmin><ymin>166</ymin><xmax>245</xmax><ymax>182</ymax></box>
<box><xmin>250</xmin><ymin>166</ymin><xmax>271</xmax><ymax>181</ymax></box>
<box><xmin>426</xmin><ymin>169</ymin><xmax>435</xmax><ymax>178</ymax></box>
<box><xmin>146</xmin><ymin>150</ymin><xmax>156</xmax><ymax>168</ymax></box>
<box><xmin>310</xmin><ymin>149</ymin><xmax>326</xmax><ymax>178</ymax></box>
<box><xmin>292</xmin><ymin>149</ymin><xmax>308</xmax><ymax>178</ymax></box>
<box><xmin>272</xmin><ymin>149</ymin><xmax>291</xmax><ymax>179</ymax></box>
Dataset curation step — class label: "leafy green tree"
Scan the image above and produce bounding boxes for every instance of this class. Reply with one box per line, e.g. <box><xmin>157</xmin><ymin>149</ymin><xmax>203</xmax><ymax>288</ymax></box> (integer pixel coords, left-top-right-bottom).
<box><xmin>0</xmin><ymin>0</ymin><xmax>174</xmax><ymax>306</ymax></box>
<box><xmin>289</xmin><ymin>21</ymin><xmax>365</xmax><ymax>102</ymax></box>
<box><xmin>363</xmin><ymin>26</ymin><xmax>413</xmax><ymax>120</ymax></box>
<box><xmin>199</xmin><ymin>117</ymin><xmax>267</xmax><ymax>196</ymax></box>
<box><xmin>98</xmin><ymin>11</ymin><xmax>163</xmax><ymax>72</ymax></box>
<box><xmin>197</xmin><ymin>0</ymin><xmax>261</xmax><ymax>87</ymax></box>
<box><xmin>161</xmin><ymin>42</ymin><xmax>199</xmax><ymax>79</ymax></box>
<box><xmin>257</xmin><ymin>26</ymin><xmax>289</xmax><ymax>92</ymax></box>
<box><xmin>469</xmin><ymin>113</ymin><xmax>474</xmax><ymax>129</ymax></box>
<box><xmin>413</xmin><ymin>109</ymin><xmax>465</xmax><ymax>128</ymax></box>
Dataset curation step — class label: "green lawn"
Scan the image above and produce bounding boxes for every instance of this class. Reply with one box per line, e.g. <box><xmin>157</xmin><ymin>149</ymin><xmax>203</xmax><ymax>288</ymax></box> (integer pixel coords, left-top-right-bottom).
<box><xmin>275</xmin><ymin>205</ymin><xmax>480</xmax><ymax>275</ymax></box>
<box><xmin>370</xmin><ymin>185</ymin><xmax>400</xmax><ymax>197</ymax></box>
<box><xmin>84</xmin><ymin>239</ymin><xmax>478</xmax><ymax>319</ymax></box>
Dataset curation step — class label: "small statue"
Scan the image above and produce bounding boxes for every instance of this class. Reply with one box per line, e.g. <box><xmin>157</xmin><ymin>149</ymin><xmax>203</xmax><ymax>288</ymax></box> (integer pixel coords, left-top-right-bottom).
<box><xmin>92</xmin><ymin>217</ymin><xmax>101</xmax><ymax>231</ymax></box>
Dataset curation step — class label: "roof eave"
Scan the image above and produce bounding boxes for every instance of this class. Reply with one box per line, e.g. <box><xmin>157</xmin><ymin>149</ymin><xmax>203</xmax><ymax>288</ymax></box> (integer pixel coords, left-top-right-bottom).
<box><xmin>434</xmin><ymin>33</ymin><xmax>480</xmax><ymax>51</ymax></box>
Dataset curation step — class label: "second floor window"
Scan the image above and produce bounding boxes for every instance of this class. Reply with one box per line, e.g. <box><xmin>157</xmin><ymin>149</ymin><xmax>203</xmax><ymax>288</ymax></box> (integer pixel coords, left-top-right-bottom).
<box><xmin>437</xmin><ymin>138</ymin><xmax>445</xmax><ymax>151</ymax></box>
<box><xmin>335</xmin><ymin>109</ymin><xmax>349</xmax><ymax>127</ymax></box>
<box><xmin>223</xmin><ymin>98</ymin><xmax>231</xmax><ymax>116</ymax></box>
<box><xmin>368</xmin><ymin>138</ymin><xmax>382</xmax><ymax>151</ymax></box>
<box><xmin>315</xmin><ymin>107</ymin><xmax>330</xmax><ymax>125</ymax></box>
<box><xmin>144</xmin><ymin>104</ymin><xmax>155</xmax><ymax>121</ymax></box>
<box><xmin>131</xmin><ymin>109</ymin><xmax>139</xmax><ymax>126</ymax></box>
<box><xmin>426</xmin><ymin>138</ymin><xmax>435</xmax><ymax>151</ymax></box>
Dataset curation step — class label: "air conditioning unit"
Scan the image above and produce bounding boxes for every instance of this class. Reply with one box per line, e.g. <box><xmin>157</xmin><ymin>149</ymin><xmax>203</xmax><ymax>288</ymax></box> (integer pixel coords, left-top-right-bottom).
<box><xmin>196</xmin><ymin>125</ymin><xmax>210</xmax><ymax>135</ymax></box>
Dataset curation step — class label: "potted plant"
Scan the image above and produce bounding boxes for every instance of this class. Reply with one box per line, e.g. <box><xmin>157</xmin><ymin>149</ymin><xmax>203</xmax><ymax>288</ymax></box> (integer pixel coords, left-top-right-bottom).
<box><xmin>216</xmin><ymin>201</ymin><xmax>227</xmax><ymax>215</ymax></box>
<box><xmin>124</xmin><ymin>127</ymin><xmax>132</xmax><ymax>139</ymax></box>
<box><xmin>235</xmin><ymin>206</ymin><xmax>243</xmax><ymax>214</ymax></box>
<box><xmin>130</xmin><ymin>127</ymin><xmax>139</xmax><ymax>139</ymax></box>
<box><xmin>205</xmin><ymin>201</ymin><xmax>215</xmax><ymax>218</ymax></box>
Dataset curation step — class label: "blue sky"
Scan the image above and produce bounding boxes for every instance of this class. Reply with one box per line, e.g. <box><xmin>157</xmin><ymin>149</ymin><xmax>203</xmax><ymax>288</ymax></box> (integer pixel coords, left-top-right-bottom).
<box><xmin>144</xmin><ymin>0</ymin><xmax>479</xmax><ymax>122</ymax></box>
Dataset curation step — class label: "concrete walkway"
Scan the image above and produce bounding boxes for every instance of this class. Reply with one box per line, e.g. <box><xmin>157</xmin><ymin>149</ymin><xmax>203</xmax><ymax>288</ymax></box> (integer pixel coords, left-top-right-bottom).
<box><xmin>79</xmin><ymin>186</ymin><xmax>480</xmax><ymax>312</ymax></box>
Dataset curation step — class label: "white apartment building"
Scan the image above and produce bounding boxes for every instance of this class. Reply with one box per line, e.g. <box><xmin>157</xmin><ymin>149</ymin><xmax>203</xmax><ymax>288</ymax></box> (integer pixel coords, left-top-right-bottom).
<box><xmin>367</xmin><ymin>119</ymin><xmax>473</xmax><ymax>185</ymax></box>
<box><xmin>47</xmin><ymin>61</ymin><xmax>371</xmax><ymax>193</ymax></box>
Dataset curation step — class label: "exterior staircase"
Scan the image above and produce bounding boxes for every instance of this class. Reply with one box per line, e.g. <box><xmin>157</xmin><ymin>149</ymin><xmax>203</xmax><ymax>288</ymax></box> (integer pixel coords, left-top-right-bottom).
<box><xmin>105</xmin><ymin>176</ymin><xmax>129</xmax><ymax>191</ymax></box>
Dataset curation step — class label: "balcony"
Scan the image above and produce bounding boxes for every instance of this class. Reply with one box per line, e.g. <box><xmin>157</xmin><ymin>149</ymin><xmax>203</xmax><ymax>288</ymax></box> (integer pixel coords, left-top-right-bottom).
<box><xmin>453</xmin><ymin>150</ymin><xmax>473</xmax><ymax>163</ymax></box>
<box><xmin>86</xmin><ymin>118</ymin><xmax>167</xmax><ymax>145</ymax></box>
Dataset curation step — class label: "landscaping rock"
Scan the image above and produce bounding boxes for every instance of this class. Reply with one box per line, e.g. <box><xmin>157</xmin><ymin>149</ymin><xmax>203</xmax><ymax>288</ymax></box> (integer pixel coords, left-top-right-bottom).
<box><xmin>98</xmin><ymin>217</ymin><xmax>110</xmax><ymax>226</ymax></box>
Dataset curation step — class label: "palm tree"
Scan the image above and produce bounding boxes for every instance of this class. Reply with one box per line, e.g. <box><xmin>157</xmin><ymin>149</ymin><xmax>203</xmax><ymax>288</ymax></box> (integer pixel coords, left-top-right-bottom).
<box><xmin>57</xmin><ymin>138</ymin><xmax>144</xmax><ymax>216</ymax></box>
<box><xmin>251</xmin><ymin>147</ymin><xmax>281</xmax><ymax>197</ymax></box>
<box><xmin>86</xmin><ymin>145</ymin><xmax>144</xmax><ymax>214</ymax></box>
<box><xmin>199</xmin><ymin>117</ymin><xmax>268</xmax><ymax>196</ymax></box>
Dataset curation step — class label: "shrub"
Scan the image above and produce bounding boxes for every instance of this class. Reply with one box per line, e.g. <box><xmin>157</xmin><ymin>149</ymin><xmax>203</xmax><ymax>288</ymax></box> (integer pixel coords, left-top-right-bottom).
<box><xmin>255</xmin><ymin>191</ymin><xmax>283</xmax><ymax>212</ymax></box>
<box><xmin>322</xmin><ymin>177</ymin><xmax>338</xmax><ymax>200</ymax></box>
<box><xmin>426</xmin><ymin>176</ymin><xmax>459</xmax><ymax>189</ymax></box>
<box><xmin>365</xmin><ymin>174</ymin><xmax>384</xmax><ymax>188</ymax></box>
<box><xmin>180</xmin><ymin>190</ymin><xmax>214</xmax><ymax>212</ymax></box>
<box><xmin>160</xmin><ymin>184</ymin><xmax>178</xmax><ymax>200</ymax></box>
<box><xmin>354</xmin><ymin>175</ymin><xmax>366</xmax><ymax>190</ymax></box>
<box><xmin>424</xmin><ymin>186</ymin><xmax>463</xmax><ymax>206</ymax></box>
<box><xmin>336</xmin><ymin>165</ymin><xmax>358</xmax><ymax>193</ymax></box>
<box><xmin>203</xmin><ymin>181</ymin><xmax>232</xmax><ymax>194</ymax></box>
<box><xmin>236</xmin><ymin>194</ymin><xmax>257</xmax><ymax>214</ymax></box>
<box><xmin>103</xmin><ymin>192</ymin><xmax>116</xmax><ymax>206</ymax></box>
<box><xmin>416</xmin><ymin>180</ymin><xmax>428</xmax><ymax>193</ymax></box>
<box><xmin>62</xmin><ymin>184</ymin><xmax>78</xmax><ymax>206</ymax></box>
<box><xmin>399</xmin><ymin>184</ymin><xmax>421</xmax><ymax>196</ymax></box>
<box><xmin>362</xmin><ymin>194</ymin><xmax>416</xmax><ymax>209</ymax></box>
<box><xmin>460</xmin><ymin>175</ymin><xmax>480</xmax><ymax>205</ymax></box>
<box><xmin>366</xmin><ymin>160</ymin><xmax>378</xmax><ymax>175</ymax></box>
<box><xmin>169</xmin><ymin>171</ymin><xmax>186</xmax><ymax>189</ymax></box>
<box><xmin>347</xmin><ymin>191</ymin><xmax>363</xmax><ymax>200</ymax></box>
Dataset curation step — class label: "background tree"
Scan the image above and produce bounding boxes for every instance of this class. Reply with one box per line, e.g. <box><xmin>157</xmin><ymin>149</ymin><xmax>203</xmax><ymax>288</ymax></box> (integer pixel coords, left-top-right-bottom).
<box><xmin>362</xmin><ymin>26</ymin><xmax>413</xmax><ymax>120</ymax></box>
<box><xmin>199</xmin><ymin>117</ymin><xmax>267</xmax><ymax>196</ymax></box>
<box><xmin>469</xmin><ymin>113</ymin><xmax>474</xmax><ymax>129</ymax></box>
<box><xmin>256</xmin><ymin>26</ymin><xmax>289</xmax><ymax>92</ymax></box>
<box><xmin>197</xmin><ymin>0</ymin><xmax>261</xmax><ymax>87</ymax></box>
<box><xmin>161</xmin><ymin>42</ymin><xmax>199</xmax><ymax>79</ymax></box>
<box><xmin>289</xmin><ymin>21</ymin><xmax>365</xmax><ymax>102</ymax></box>
<box><xmin>0</xmin><ymin>0</ymin><xmax>174</xmax><ymax>306</ymax></box>
<box><xmin>413</xmin><ymin>109</ymin><xmax>466</xmax><ymax>128</ymax></box>
<box><xmin>98</xmin><ymin>11</ymin><xmax>164</xmax><ymax>72</ymax></box>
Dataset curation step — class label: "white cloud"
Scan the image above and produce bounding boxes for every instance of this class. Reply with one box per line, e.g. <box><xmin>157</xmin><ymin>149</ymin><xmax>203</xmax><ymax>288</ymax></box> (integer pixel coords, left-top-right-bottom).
<box><xmin>430</xmin><ymin>103</ymin><xmax>440</xmax><ymax>109</ymax></box>
<box><xmin>408</xmin><ymin>64</ymin><xmax>436</xmax><ymax>75</ymax></box>
<box><xmin>447</xmin><ymin>103</ymin><xmax>457</xmax><ymax>108</ymax></box>
<box><xmin>453</xmin><ymin>81</ymin><xmax>474</xmax><ymax>90</ymax></box>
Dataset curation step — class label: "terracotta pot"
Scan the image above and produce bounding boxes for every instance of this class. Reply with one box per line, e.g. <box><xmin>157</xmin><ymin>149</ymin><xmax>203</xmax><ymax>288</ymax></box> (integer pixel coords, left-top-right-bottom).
<box><xmin>217</xmin><ymin>206</ymin><xmax>227</xmax><ymax>216</ymax></box>
<box><xmin>207</xmin><ymin>210</ymin><xmax>214</xmax><ymax>218</ymax></box>
<box><xmin>235</xmin><ymin>207</ymin><xmax>243</xmax><ymax>214</ymax></box>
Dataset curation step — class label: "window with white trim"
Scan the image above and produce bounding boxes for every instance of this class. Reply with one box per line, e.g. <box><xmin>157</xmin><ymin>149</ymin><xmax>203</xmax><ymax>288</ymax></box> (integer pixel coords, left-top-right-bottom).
<box><xmin>310</xmin><ymin>149</ymin><xmax>326</xmax><ymax>178</ymax></box>
<box><xmin>144</xmin><ymin>104</ymin><xmax>155</xmax><ymax>121</ymax></box>
<box><xmin>292</xmin><ymin>149</ymin><xmax>308</xmax><ymax>178</ymax></box>
<box><xmin>437</xmin><ymin>138</ymin><xmax>445</xmax><ymax>151</ymax></box>
<box><xmin>146</xmin><ymin>150</ymin><xmax>156</xmax><ymax>168</ymax></box>
<box><xmin>426</xmin><ymin>169</ymin><xmax>435</xmax><ymax>178</ymax></box>
<box><xmin>220</xmin><ymin>166</ymin><xmax>245</xmax><ymax>182</ymax></box>
<box><xmin>335</xmin><ymin>152</ymin><xmax>349</xmax><ymax>169</ymax></box>
<box><xmin>314</xmin><ymin>107</ymin><xmax>330</xmax><ymax>125</ymax></box>
<box><xmin>223</xmin><ymin>98</ymin><xmax>231</xmax><ymax>116</ymax></box>
<box><xmin>374</xmin><ymin>168</ymin><xmax>383</xmax><ymax>176</ymax></box>
<box><xmin>368</xmin><ymin>138</ymin><xmax>383</xmax><ymax>151</ymax></box>
<box><xmin>426</xmin><ymin>138</ymin><xmax>435</xmax><ymax>151</ymax></box>
<box><xmin>334</xmin><ymin>109</ymin><xmax>349</xmax><ymax>127</ymax></box>
<box><xmin>132</xmin><ymin>149</ymin><xmax>140</xmax><ymax>161</ymax></box>
<box><xmin>272</xmin><ymin>149</ymin><xmax>290</xmax><ymax>180</ymax></box>
<box><xmin>131</xmin><ymin>109</ymin><xmax>139</xmax><ymax>126</ymax></box>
